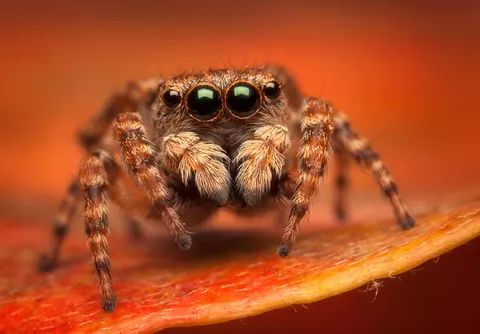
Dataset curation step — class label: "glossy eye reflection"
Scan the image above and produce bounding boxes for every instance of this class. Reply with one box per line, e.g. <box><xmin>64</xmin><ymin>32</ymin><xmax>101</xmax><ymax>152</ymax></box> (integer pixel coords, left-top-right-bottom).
<box><xmin>163</xmin><ymin>89</ymin><xmax>182</xmax><ymax>107</ymax></box>
<box><xmin>264</xmin><ymin>80</ymin><xmax>281</xmax><ymax>99</ymax></box>
<box><xmin>187</xmin><ymin>85</ymin><xmax>221</xmax><ymax>120</ymax></box>
<box><xmin>227</xmin><ymin>82</ymin><xmax>260</xmax><ymax>117</ymax></box>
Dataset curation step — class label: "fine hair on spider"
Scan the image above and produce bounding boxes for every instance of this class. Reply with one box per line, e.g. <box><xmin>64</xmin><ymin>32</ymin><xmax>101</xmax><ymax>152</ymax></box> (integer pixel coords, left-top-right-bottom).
<box><xmin>38</xmin><ymin>65</ymin><xmax>415</xmax><ymax>312</ymax></box>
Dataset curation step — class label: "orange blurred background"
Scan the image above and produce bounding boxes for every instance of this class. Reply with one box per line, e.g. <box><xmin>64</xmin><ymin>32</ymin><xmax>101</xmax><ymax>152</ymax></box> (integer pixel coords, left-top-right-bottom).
<box><xmin>0</xmin><ymin>1</ymin><xmax>479</xmax><ymax>333</ymax></box>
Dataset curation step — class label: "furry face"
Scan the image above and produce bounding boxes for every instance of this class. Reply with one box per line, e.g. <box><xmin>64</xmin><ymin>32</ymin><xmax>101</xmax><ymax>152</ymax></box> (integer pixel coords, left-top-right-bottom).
<box><xmin>152</xmin><ymin>69</ymin><xmax>292</xmax><ymax>207</ymax></box>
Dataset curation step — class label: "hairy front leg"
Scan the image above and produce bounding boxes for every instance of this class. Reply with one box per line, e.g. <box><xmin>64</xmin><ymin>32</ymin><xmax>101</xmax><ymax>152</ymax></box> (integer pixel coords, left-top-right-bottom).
<box><xmin>279</xmin><ymin>98</ymin><xmax>334</xmax><ymax>256</ymax></box>
<box><xmin>114</xmin><ymin>111</ymin><xmax>191</xmax><ymax>249</ymax></box>
<box><xmin>79</xmin><ymin>150</ymin><xmax>119</xmax><ymax>312</ymax></box>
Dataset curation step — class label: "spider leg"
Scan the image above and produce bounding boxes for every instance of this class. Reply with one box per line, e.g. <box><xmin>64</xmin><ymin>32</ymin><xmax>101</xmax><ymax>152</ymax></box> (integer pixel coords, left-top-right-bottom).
<box><xmin>38</xmin><ymin>79</ymin><xmax>162</xmax><ymax>271</ymax></box>
<box><xmin>278</xmin><ymin>98</ymin><xmax>334</xmax><ymax>256</ymax></box>
<box><xmin>38</xmin><ymin>179</ymin><xmax>81</xmax><ymax>271</ymax></box>
<box><xmin>334</xmin><ymin>113</ymin><xmax>415</xmax><ymax>229</ymax></box>
<box><xmin>333</xmin><ymin>146</ymin><xmax>349</xmax><ymax>221</ymax></box>
<box><xmin>79</xmin><ymin>149</ymin><xmax>119</xmax><ymax>312</ymax></box>
<box><xmin>114</xmin><ymin>111</ymin><xmax>191</xmax><ymax>249</ymax></box>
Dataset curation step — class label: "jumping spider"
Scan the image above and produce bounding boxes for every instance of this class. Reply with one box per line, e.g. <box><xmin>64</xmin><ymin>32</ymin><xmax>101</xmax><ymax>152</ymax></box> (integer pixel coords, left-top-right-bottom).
<box><xmin>38</xmin><ymin>65</ymin><xmax>415</xmax><ymax>312</ymax></box>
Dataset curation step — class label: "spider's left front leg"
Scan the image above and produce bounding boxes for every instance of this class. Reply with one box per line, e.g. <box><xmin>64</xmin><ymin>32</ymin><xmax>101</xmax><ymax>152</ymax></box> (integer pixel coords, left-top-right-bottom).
<box><xmin>278</xmin><ymin>98</ymin><xmax>335</xmax><ymax>257</ymax></box>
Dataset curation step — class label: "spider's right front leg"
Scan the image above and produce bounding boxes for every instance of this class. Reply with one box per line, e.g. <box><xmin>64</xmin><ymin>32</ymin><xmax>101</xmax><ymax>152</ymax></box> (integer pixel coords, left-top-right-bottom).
<box><xmin>114</xmin><ymin>111</ymin><xmax>191</xmax><ymax>249</ymax></box>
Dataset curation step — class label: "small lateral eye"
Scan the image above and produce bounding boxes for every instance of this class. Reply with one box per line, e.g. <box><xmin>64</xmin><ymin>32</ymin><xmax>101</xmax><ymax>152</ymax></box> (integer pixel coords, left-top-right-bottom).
<box><xmin>226</xmin><ymin>82</ymin><xmax>260</xmax><ymax>118</ymax></box>
<box><xmin>187</xmin><ymin>85</ymin><xmax>222</xmax><ymax>120</ymax></box>
<box><xmin>163</xmin><ymin>89</ymin><xmax>182</xmax><ymax>107</ymax></box>
<box><xmin>263</xmin><ymin>80</ymin><xmax>281</xmax><ymax>100</ymax></box>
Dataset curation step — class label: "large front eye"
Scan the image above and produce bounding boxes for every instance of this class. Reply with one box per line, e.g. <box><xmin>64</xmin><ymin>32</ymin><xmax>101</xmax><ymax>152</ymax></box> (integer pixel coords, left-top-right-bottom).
<box><xmin>187</xmin><ymin>85</ymin><xmax>222</xmax><ymax>120</ymax></box>
<box><xmin>226</xmin><ymin>82</ymin><xmax>260</xmax><ymax>118</ymax></box>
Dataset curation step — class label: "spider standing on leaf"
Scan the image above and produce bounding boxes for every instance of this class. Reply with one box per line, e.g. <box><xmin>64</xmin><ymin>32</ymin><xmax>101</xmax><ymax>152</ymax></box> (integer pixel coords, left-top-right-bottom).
<box><xmin>38</xmin><ymin>65</ymin><xmax>415</xmax><ymax>312</ymax></box>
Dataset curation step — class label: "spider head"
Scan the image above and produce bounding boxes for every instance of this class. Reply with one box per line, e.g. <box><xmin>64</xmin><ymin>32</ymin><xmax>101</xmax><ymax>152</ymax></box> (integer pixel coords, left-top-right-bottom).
<box><xmin>155</xmin><ymin>68</ymin><xmax>285</xmax><ymax>124</ymax></box>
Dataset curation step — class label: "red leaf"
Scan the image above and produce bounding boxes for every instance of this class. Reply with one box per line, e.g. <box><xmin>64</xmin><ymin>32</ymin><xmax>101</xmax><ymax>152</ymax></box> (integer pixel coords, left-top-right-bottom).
<box><xmin>0</xmin><ymin>197</ymin><xmax>479</xmax><ymax>333</ymax></box>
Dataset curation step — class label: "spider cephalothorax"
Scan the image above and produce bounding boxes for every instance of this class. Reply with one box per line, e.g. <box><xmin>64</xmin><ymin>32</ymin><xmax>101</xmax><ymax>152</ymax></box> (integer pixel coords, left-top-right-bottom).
<box><xmin>38</xmin><ymin>65</ymin><xmax>415</xmax><ymax>312</ymax></box>
<box><xmin>153</xmin><ymin>68</ymin><xmax>292</xmax><ymax>207</ymax></box>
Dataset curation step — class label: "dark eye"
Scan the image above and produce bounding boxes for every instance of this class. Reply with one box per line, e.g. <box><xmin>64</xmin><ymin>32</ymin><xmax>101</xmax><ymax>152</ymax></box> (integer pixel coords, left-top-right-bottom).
<box><xmin>187</xmin><ymin>85</ymin><xmax>222</xmax><ymax>120</ymax></box>
<box><xmin>163</xmin><ymin>89</ymin><xmax>182</xmax><ymax>107</ymax></box>
<box><xmin>226</xmin><ymin>82</ymin><xmax>260</xmax><ymax>117</ymax></box>
<box><xmin>263</xmin><ymin>81</ymin><xmax>281</xmax><ymax>100</ymax></box>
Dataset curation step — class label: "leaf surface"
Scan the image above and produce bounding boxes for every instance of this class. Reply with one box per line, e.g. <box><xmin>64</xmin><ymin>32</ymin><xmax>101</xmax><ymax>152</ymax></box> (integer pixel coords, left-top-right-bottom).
<box><xmin>0</xmin><ymin>198</ymin><xmax>479</xmax><ymax>333</ymax></box>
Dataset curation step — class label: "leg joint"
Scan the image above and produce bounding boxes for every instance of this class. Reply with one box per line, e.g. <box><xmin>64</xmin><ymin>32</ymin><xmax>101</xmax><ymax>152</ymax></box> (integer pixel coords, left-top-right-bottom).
<box><xmin>94</xmin><ymin>257</ymin><xmax>111</xmax><ymax>271</ymax></box>
<box><xmin>353</xmin><ymin>148</ymin><xmax>379</xmax><ymax>163</ymax></box>
<box><xmin>85</xmin><ymin>185</ymin><xmax>107</xmax><ymax>201</ymax></box>
<box><xmin>383</xmin><ymin>182</ymin><xmax>398</xmax><ymax>197</ymax></box>
<box><xmin>293</xmin><ymin>203</ymin><xmax>308</xmax><ymax>219</ymax></box>
<box><xmin>85</xmin><ymin>217</ymin><xmax>108</xmax><ymax>236</ymax></box>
